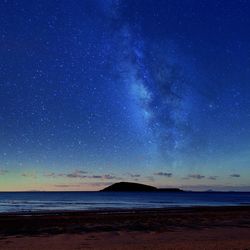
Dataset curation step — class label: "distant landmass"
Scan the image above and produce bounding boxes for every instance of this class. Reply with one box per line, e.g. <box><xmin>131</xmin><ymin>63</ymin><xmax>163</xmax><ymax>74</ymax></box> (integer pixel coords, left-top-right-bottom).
<box><xmin>101</xmin><ymin>182</ymin><xmax>184</xmax><ymax>192</ymax></box>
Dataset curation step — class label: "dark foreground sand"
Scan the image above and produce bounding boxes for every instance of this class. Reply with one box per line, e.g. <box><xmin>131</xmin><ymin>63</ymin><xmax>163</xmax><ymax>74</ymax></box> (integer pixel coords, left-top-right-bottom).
<box><xmin>0</xmin><ymin>206</ymin><xmax>250</xmax><ymax>250</ymax></box>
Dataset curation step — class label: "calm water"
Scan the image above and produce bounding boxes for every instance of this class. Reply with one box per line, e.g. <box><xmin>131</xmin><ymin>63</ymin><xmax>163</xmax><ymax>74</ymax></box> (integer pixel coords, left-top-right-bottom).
<box><xmin>0</xmin><ymin>192</ymin><xmax>250</xmax><ymax>213</ymax></box>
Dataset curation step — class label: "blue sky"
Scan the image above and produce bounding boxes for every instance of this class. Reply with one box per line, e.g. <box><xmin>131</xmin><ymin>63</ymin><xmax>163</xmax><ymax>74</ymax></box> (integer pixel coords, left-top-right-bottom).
<box><xmin>0</xmin><ymin>0</ymin><xmax>250</xmax><ymax>191</ymax></box>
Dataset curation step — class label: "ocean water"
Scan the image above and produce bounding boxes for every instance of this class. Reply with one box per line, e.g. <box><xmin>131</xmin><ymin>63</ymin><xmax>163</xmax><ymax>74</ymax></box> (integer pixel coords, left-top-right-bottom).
<box><xmin>0</xmin><ymin>191</ymin><xmax>250</xmax><ymax>213</ymax></box>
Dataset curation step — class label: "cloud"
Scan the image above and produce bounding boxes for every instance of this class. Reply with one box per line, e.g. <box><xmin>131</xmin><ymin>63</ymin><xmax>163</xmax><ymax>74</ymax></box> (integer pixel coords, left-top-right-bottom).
<box><xmin>0</xmin><ymin>169</ymin><xmax>8</xmax><ymax>175</ymax></box>
<box><xmin>91</xmin><ymin>175</ymin><xmax>102</xmax><ymax>179</ymax></box>
<box><xmin>102</xmin><ymin>174</ymin><xmax>119</xmax><ymax>180</ymax></box>
<box><xmin>184</xmin><ymin>174</ymin><xmax>217</xmax><ymax>180</ymax></box>
<box><xmin>44</xmin><ymin>170</ymin><xmax>122</xmax><ymax>181</ymax></box>
<box><xmin>44</xmin><ymin>170</ymin><xmax>88</xmax><ymax>179</ymax></box>
<box><xmin>90</xmin><ymin>174</ymin><xmax>122</xmax><ymax>180</ymax></box>
<box><xmin>66</xmin><ymin>170</ymin><xmax>88</xmax><ymax>178</ymax></box>
<box><xmin>187</xmin><ymin>174</ymin><xmax>205</xmax><ymax>179</ymax></box>
<box><xmin>54</xmin><ymin>184</ymin><xmax>81</xmax><ymax>188</ymax></box>
<box><xmin>75</xmin><ymin>170</ymin><xmax>88</xmax><ymax>174</ymax></box>
<box><xmin>44</xmin><ymin>172</ymin><xmax>57</xmax><ymax>178</ymax></box>
<box><xmin>207</xmin><ymin>176</ymin><xmax>218</xmax><ymax>180</ymax></box>
<box><xmin>154</xmin><ymin>172</ymin><xmax>172</xmax><ymax>177</ymax></box>
<box><xmin>66</xmin><ymin>173</ymin><xmax>87</xmax><ymax>178</ymax></box>
<box><xmin>21</xmin><ymin>173</ymin><xmax>37</xmax><ymax>178</ymax></box>
<box><xmin>230</xmin><ymin>174</ymin><xmax>240</xmax><ymax>178</ymax></box>
<box><xmin>127</xmin><ymin>173</ymin><xmax>141</xmax><ymax>178</ymax></box>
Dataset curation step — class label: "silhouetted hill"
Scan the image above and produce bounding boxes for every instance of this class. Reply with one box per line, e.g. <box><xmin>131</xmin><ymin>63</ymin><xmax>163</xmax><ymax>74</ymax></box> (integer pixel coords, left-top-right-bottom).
<box><xmin>101</xmin><ymin>182</ymin><xmax>157</xmax><ymax>192</ymax></box>
<box><xmin>101</xmin><ymin>182</ymin><xmax>184</xmax><ymax>192</ymax></box>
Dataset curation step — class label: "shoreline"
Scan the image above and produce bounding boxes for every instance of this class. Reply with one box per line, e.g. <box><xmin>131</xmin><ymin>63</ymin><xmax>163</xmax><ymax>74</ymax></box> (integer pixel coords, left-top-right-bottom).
<box><xmin>1</xmin><ymin>206</ymin><xmax>250</xmax><ymax>249</ymax></box>
<box><xmin>1</xmin><ymin>204</ymin><xmax>250</xmax><ymax>216</ymax></box>
<box><xmin>0</xmin><ymin>205</ymin><xmax>250</xmax><ymax>235</ymax></box>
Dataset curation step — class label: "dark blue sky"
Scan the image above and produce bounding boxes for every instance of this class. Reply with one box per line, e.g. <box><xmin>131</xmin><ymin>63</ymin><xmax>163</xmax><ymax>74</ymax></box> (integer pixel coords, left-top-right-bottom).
<box><xmin>0</xmin><ymin>0</ymin><xmax>250</xmax><ymax>191</ymax></box>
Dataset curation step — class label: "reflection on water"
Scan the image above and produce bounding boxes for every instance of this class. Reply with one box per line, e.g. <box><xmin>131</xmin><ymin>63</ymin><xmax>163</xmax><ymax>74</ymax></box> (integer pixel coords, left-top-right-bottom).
<box><xmin>0</xmin><ymin>191</ymin><xmax>250</xmax><ymax>213</ymax></box>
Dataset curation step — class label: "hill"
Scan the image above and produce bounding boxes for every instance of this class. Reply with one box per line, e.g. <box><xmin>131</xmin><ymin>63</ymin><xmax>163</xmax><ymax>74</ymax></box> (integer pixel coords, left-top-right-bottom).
<box><xmin>100</xmin><ymin>182</ymin><xmax>183</xmax><ymax>192</ymax></box>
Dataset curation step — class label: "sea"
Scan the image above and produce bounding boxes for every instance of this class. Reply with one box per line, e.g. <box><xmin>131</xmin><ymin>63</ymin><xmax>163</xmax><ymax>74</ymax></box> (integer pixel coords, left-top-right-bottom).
<box><xmin>0</xmin><ymin>191</ymin><xmax>250</xmax><ymax>213</ymax></box>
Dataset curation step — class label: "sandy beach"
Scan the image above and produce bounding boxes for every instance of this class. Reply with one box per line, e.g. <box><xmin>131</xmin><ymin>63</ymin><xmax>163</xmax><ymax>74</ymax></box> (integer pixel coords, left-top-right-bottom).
<box><xmin>0</xmin><ymin>206</ymin><xmax>250</xmax><ymax>249</ymax></box>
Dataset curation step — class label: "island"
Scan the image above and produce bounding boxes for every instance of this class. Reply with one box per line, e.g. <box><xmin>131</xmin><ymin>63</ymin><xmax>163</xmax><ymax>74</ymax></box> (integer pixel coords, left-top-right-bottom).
<box><xmin>100</xmin><ymin>182</ymin><xmax>184</xmax><ymax>192</ymax></box>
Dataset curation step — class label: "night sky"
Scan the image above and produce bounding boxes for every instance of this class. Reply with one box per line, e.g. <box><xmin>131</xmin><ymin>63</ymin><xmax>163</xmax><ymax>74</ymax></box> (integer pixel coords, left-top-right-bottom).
<box><xmin>1</xmin><ymin>0</ymin><xmax>250</xmax><ymax>191</ymax></box>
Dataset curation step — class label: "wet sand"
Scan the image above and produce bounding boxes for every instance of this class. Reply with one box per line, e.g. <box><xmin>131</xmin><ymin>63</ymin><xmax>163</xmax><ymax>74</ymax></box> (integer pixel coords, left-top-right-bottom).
<box><xmin>0</xmin><ymin>206</ymin><xmax>250</xmax><ymax>249</ymax></box>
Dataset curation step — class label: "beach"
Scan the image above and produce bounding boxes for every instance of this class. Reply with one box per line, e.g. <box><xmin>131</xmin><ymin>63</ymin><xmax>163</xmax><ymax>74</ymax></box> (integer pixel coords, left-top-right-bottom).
<box><xmin>0</xmin><ymin>206</ymin><xmax>250</xmax><ymax>249</ymax></box>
